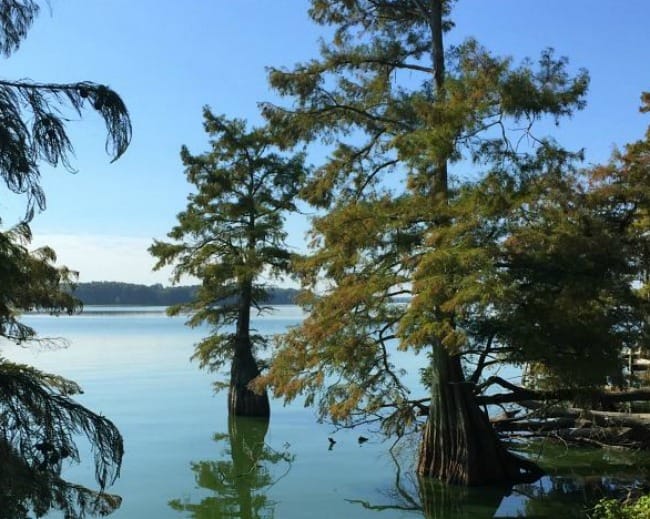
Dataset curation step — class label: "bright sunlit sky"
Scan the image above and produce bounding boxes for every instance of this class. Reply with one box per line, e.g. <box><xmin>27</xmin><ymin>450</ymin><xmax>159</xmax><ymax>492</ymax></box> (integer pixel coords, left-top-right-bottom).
<box><xmin>1</xmin><ymin>1</ymin><xmax>649</xmax><ymax>285</ymax></box>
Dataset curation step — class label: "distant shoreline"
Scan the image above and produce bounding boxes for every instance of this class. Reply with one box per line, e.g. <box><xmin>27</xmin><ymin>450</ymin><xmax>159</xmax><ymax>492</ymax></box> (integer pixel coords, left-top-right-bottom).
<box><xmin>67</xmin><ymin>282</ymin><xmax>300</xmax><ymax>306</ymax></box>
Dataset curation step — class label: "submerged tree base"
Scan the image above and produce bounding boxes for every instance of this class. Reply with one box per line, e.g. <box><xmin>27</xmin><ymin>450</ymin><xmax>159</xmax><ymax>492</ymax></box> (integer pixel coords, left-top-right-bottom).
<box><xmin>417</xmin><ymin>353</ymin><xmax>544</xmax><ymax>486</ymax></box>
<box><xmin>417</xmin><ymin>407</ymin><xmax>545</xmax><ymax>486</ymax></box>
<box><xmin>230</xmin><ymin>345</ymin><xmax>271</xmax><ymax>418</ymax></box>
<box><xmin>416</xmin><ymin>355</ymin><xmax>650</xmax><ymax>486</ymax></box>
<box><xmin>229</xmin><ymin>386</ymin><xmax>270</xmax><ymax>418</ymax></box>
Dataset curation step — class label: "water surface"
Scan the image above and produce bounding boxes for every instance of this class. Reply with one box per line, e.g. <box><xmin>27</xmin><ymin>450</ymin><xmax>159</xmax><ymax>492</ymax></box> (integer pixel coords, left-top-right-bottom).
<box><xmin>3</xmin><ymin>306</ymin><xmax>647</xmax><ymax>518</ymax></box>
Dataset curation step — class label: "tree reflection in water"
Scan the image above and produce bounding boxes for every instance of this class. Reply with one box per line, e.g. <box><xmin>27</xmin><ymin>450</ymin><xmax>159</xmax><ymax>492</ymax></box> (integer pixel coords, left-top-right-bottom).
<box><xmin>347</xmin><ymin>438</ymin><xmax>507</xmax><ymax>519</ymax></box>
<box><xmin>348</xmin><ymin>438</ymin><xmax>650</xmax><ymax>518</ymax></box>
<box><xmin>514</xmin><ymin>474</ymin><xmax>649</xmax><ymax>518</ymax></box>
<box><xmin>170</xmin><ymin>416</ymin><xmax>293</xmax><ymax>519</ymax></box>
<box><xmin>0</xmin><ymin>438</ymin><xmax>121</xmax><ymax>518</ymax></box>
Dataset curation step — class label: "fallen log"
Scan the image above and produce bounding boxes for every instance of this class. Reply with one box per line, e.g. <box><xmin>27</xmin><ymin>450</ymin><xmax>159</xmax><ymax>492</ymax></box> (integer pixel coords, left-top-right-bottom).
<box><xmin>568</xmin><ymin>408</ymin><xmax>650</xmax><ymax>427</ymax></box>
<box><xmin>551</xmin><ymin>427</ymin><xmax>643</xmax><ymax>449</ymax></box>
<box><xmin>492</xmin><ymin>417</ymin><xmax>576</xmax><ymax>433</ymax></box>
<box><xmin>532</xmin><ymin>408</ymin><xmax>650</xmax><ymax>429</ymax></box>
<box><xmin>476</xmin><ymin>377</ymin><xmax>650</xmax><ymax>407</ymax></box>
<box><xmin>491</xmin><ymin>408</ymin><xmax>650</xmax><ymax>449</ymax></box>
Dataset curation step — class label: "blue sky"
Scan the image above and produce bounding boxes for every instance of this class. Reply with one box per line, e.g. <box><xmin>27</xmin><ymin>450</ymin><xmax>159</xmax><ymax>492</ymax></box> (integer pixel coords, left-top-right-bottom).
<box><xmin>2</xmin><ymin>1</ymin><xmax>649</xmax><ymax>284</ymax></box>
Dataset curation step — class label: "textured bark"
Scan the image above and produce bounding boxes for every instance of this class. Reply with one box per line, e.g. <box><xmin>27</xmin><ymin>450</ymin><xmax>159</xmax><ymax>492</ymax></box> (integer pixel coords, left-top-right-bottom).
<box><xmin>417</xmin><ymin>348</ymin><xmax>543</xmax><ymax>485</ymax></box>
<box><xmin>428</xmin><ymin>0</ymin><xmax>447</xmax><ymax>196</ymax></box>
<box><xmin>229</xmin><ymin>282</ymin><xmax>270</xmax><ymax>418</ymax></box>
<box><xmin>413</xmin><ymin>2</ymin><xmax>542</xmax><ymax>485</ymax></box>
<box><xmin>229</xmin><ymin>339</ymin><xmax>270</xmax><ymax>418</ymax></box>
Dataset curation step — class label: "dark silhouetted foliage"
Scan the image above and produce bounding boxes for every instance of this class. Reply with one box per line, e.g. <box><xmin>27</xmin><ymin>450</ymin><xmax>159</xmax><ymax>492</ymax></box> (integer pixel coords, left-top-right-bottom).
<box><xmin>0</xmin><ymin>1</ymin><xmax>131</xmax><ymax>516</ymax></box>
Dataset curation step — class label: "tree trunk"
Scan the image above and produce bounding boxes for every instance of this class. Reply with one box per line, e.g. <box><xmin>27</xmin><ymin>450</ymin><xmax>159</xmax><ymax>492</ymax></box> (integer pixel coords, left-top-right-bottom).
<box><xmin>417</xmin><ymin>347</ymin><xmax>543</xmax><ymax>485</ymax></box>
<box><xmin>230</xmin><ymin>338</ymin><xmax>270</xmax><ymax>418</ymax></box>
<box><xmin>413</xmin><ymin>0</ymin><xmax>543</xmax><ymax>486</ymax></box>
<box><xmin>230</xmin><ymin>282</ymin><xmax>270</xmax><ymax>418</ymax></box>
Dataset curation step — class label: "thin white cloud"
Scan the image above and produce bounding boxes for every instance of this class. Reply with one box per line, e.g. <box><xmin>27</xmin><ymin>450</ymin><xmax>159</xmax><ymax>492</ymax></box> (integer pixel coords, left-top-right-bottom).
<box><xmin>28</xmin><ymin>233</ymin><xmax>299</xmax><ymax>289</ymax></box>
<box><xmin>30</xmin><ymin>233</ymin><xmax>179</xmax><ymax>286</ymax></box>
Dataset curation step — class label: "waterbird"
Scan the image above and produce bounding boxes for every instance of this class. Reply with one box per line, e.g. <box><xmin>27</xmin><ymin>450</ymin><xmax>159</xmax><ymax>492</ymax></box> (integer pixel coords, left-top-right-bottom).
<box><xmin>358</xmin><ymin>436</ymin><xmax>369</xmax><ymax>444</ymax></box>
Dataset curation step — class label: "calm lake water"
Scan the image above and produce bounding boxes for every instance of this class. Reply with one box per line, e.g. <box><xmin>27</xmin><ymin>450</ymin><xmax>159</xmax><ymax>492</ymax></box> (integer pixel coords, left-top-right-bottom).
<box><xmin>4</xmin><ymin>306</ymin><xmax>649</xmax><ymax>518</ymax></box>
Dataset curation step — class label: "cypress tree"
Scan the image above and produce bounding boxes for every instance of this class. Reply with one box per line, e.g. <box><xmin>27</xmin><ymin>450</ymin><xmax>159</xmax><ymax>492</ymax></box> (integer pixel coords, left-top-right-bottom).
<box><xmin>259</xmin><ymin>0</ymin><xmax>593</xmax><ymax>484</ymax></box>
<box><xmin>151</xmin><ymin>109</ymin><xmax>305</xmax><ymax>418</ymax></box>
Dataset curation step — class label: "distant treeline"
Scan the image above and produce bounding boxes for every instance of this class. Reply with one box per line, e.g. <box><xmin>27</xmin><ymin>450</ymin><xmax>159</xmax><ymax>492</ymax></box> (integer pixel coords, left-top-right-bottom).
<box><xmin>70</xmin><ymin>282</ymin><xmax>300</xmax><ymax>306</ymax></box>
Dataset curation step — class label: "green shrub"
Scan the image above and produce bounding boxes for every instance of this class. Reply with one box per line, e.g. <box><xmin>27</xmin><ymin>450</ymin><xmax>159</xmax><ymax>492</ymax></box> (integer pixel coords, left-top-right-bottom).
<box><xmin>591</xmin><ymin>495</ymin><xmax>650</xmax><ymax>519</ymax></box>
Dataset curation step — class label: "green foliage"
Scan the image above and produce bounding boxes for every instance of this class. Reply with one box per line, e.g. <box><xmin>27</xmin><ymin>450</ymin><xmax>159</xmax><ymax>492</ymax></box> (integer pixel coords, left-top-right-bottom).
<box><xmin>0</xmin><ymin>341</ymin><xmax>124</xmax><ymax>517</ymax></box>
<box><xmin>0</xmin><ymin>0</ymin><xmax>131</xmax><ymax>221</ymax></box>
<box><xmin>0</xmin><ymin>361</ymin><xmax>123</xmax><ymax>485</ymax></box>
<box><xmin>0</xmin><ymin>223</ymin><xmax>79</xmax><ymax>344</ymax></box>
<box><xmin>0</xmin><ymin>0</ymin><xmax>132</xmax><ymax>342</ymax></box>
<box><xmin>591</xmin><ymin>495</ymin><xmax>650</xmax><ymax>519</ymax></box>
<box><xmin>0</xmin><ymin>1</ymin><xmax>132</xmax><ymax>514</ymax></box>
<box><xmin>150</xmin><ymin>109</ymin><xmax>305</xmax><ymax>374</ymax></box>
<box><xmin>260</xmin><ymin>0</ymin><xmax>600</xmax><ymax>435</ymax></box>
<box><xmin>399</xmin><ymin>140</ymin><xmax>650</xmax><ymax>388</ymax></box>
<box><xmin>0</xmin><ymin>434</ymin><xmax>121</xmax><ymax>519</ymax></box>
